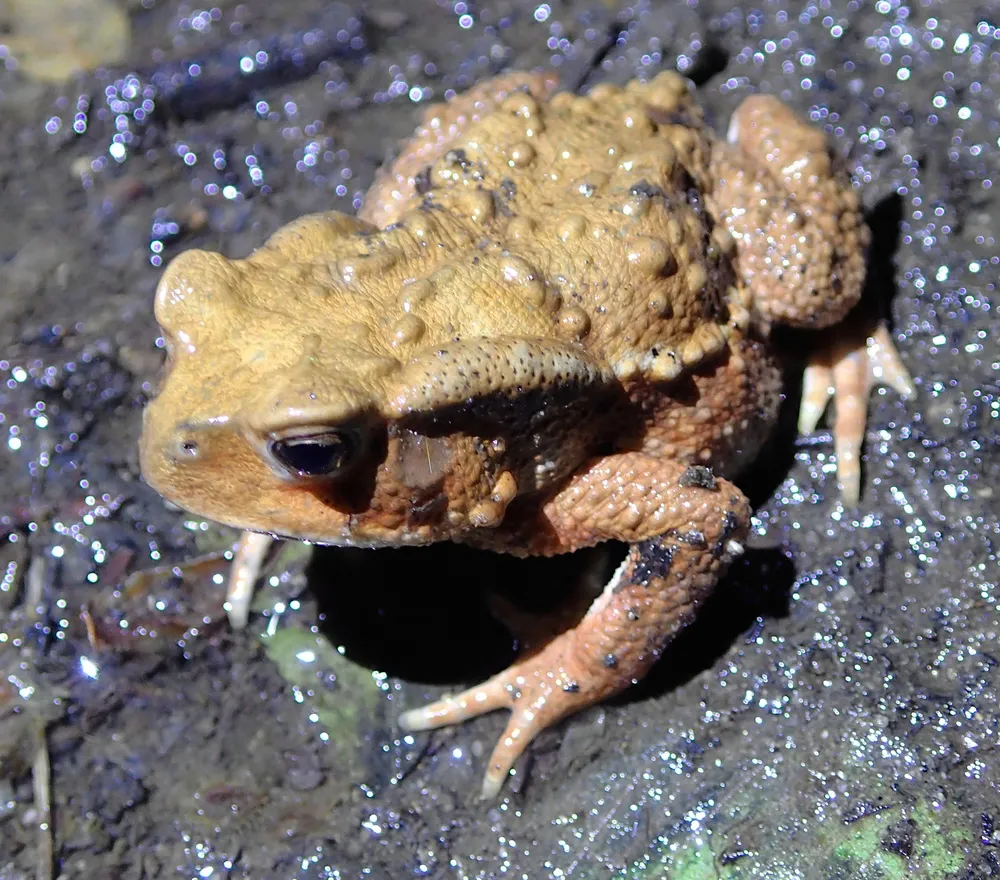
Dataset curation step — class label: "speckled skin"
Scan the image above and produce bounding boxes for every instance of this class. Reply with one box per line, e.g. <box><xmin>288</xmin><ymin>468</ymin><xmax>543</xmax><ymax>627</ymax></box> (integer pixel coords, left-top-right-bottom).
<box><xmin>141</xmin><ymin>71</ymin><xmax>892</xmax><ymax>797</ymax></box>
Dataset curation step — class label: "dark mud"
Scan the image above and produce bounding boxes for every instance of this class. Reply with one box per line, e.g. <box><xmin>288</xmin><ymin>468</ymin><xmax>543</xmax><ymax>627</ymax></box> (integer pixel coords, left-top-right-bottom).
<box><xmin>0</xmin><ymin>1</ymin><xmax>997</xmax><ymax>878</ymax></box>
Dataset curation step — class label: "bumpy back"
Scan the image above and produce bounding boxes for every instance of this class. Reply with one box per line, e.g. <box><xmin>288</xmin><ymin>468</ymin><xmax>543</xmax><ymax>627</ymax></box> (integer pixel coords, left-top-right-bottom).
<box><xmin>366</xmin><ymin>71</ymin><xmax>740</xmax><ymax>384</ymax></box>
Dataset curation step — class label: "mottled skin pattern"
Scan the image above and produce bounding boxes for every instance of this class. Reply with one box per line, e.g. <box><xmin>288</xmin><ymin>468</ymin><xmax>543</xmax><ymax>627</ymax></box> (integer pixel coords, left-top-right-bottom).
<box><xmin>140</xmin><ymin>71</ymin><xmax>912</xmax><ymax>797</ymax></box>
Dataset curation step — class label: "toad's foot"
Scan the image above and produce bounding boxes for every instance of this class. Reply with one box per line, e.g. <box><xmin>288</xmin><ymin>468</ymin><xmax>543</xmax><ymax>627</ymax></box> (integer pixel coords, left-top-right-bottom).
<box><xmin>399</xmin><ymin>454</ymin><xmax>750</xmax><ymax>798</ymax></box>
<box><xmin>225</xmin><ymin>531</ymin><xmax>275</xmax><ymax>628</ymax></box>
<box><xmin>798</xmin><ymin>323</ymin><xmax>915</xmax><ymax>504</ymax></box>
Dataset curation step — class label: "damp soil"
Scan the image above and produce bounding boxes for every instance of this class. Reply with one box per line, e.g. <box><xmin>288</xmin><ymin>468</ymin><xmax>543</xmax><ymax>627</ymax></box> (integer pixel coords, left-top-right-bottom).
<box><xmin>0</xmin><ymin>1</ymin><xmax>998</xmax><ymax>878</ymax></box>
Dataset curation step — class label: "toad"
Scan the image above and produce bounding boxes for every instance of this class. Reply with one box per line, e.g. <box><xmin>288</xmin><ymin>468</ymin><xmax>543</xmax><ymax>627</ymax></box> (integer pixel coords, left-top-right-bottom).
<box><xmin>140</xmin><ymin>71</ymin><xmax>913</xmax><ymax>797</ymax></box>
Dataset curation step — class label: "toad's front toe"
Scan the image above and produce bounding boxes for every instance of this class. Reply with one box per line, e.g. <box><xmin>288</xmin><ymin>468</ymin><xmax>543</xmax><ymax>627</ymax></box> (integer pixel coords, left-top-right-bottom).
<box><xmin>399</xmin><ymin>634</ymin><xmax>604</xmax><ymax>799</ymax></box>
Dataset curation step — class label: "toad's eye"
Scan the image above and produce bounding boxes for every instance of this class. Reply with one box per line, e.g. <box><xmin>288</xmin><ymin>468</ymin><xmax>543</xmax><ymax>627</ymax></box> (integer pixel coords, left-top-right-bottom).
<box><xmin>269</xmin><ymin>431</ymin><xmax>358</xmax><ymax>477</ymax></box>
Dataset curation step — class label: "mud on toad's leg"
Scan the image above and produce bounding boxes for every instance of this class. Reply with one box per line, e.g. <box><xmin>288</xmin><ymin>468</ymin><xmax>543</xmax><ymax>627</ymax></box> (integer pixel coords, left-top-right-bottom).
<box><xmin>399</xmin><ymin>454</ymin><xmax>750</xmax><ymax>798</ymax></box>
<box><xmin>711</xmin><ymin>95</ymin><xmax>913</xmax><ymax>501</ymax></box>
<box><xmin>359</xmin><ymin>71</ymin><xmax>560</xmax><ymax>228</ymax></box>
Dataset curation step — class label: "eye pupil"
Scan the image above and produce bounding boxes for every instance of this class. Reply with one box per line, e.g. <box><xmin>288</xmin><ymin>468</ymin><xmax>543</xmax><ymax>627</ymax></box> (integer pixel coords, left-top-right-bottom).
<box><xmin>270</xmin><ymin>432</ymin><xmax>355</xmax><ymax>477</ymax></box>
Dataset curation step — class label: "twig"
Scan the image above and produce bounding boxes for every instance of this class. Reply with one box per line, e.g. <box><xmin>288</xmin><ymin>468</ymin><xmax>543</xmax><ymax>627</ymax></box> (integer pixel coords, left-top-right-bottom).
<box><xmin>25</xmin><ymin>555</ymin><xmax>46</xmax><ymax>619</ymax></box>
<box><xmin>32</xmin><ymin>722</ymin><xmax>53</xmax><ymax>880</ymax></box>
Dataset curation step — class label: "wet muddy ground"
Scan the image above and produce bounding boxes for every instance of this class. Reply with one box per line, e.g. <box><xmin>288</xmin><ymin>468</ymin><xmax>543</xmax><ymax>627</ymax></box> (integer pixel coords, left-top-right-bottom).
<box><xmin>0</xmin><ymin>1</ymin><xmax>998</xmax><ymax>878</ymax></box>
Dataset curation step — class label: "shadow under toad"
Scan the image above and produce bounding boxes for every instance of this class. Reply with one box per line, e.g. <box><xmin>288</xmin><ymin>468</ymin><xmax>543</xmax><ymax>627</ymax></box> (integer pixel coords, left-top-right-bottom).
<box><xmin>308</xmin><ymin>540</ymin><xmax>794</xmax><ymax>704</ymax></box>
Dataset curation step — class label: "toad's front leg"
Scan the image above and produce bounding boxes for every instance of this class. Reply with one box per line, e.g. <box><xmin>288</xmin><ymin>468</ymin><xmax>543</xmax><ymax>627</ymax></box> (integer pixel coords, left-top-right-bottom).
<box><xmin>399</xmin><ymin>454</ymin><xmax>750</xmax><ymax>797</ymax></box>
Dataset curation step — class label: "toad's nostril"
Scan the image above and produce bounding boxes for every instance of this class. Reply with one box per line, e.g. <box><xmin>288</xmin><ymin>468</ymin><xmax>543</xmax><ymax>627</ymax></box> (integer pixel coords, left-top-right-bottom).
<box><xmin>167</xmin><ymin>433</ymin><xmax>201</xmax><ymax>462</ymax></box>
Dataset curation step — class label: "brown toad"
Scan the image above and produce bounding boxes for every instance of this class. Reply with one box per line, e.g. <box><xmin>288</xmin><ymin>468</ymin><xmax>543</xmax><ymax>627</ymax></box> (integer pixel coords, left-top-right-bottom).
<box><xmin>140</xmin><ymin>71</ymin><xmax>913</xmax><ymax>797</ymax></box>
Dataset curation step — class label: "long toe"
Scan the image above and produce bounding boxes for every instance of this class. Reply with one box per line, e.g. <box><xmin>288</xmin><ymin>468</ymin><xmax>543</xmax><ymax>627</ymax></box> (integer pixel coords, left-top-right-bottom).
<box><xmin>797</xmin><ymin>322</ymin><xmax>914</xmax><ymax>503</ymax></box>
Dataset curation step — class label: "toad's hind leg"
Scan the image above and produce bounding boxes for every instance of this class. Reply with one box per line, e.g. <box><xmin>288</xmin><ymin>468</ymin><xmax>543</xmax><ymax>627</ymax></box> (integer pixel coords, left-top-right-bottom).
<box><xmin>714</xmin><ymin>94</ymin><xmax>871</xmax><ymax>330</ymax></box>
<box><xmin>398</xmin><ymin>454</ymin><xmax>750</xmax><ymax>798</ymax></box>
<box><xmin>711</xmin><ymin>95</ymin><xmax>913</xmax><ymax>501</ymax></box>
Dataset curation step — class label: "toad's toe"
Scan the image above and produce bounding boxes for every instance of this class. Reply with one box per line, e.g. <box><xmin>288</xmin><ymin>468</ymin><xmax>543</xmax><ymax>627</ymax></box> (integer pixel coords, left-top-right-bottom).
<box><xmin>225</xmin><ymin>531</ymin><xmax>275</xmax><ymax>628</ymax></box>
<box><xmin>798</xmin><ymin>323</ymin><xmax>914</xmax><ymax>504</ymax></box>
<box><xmin>398</xmin><ymin>640</ymin><xmax>591</xmax><ymax>798</ymax></box>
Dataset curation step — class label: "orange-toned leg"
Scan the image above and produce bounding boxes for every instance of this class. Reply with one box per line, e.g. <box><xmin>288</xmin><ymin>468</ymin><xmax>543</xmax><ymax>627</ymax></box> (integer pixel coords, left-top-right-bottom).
<box><xmin>710</xmin><ymin>95</ymin><xmax>870</xmax><ymax>331</ymax></box>
<box><xmin>399</xmin><ymin>454</ymin><xmax>750</xmax><ymax>797</ymax></box>
<box><xmin>713</xmin><ymin>96</ymin><xmax>914</xmax><ymax>502</ymax></box>
<box><xmin>798</xmin><ymin>323</ymin><xmax>915</xmax><ymax>503</ymax></box>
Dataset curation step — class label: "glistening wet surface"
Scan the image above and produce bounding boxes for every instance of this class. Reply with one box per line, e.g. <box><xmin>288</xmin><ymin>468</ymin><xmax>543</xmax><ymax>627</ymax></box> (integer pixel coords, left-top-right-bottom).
<box><xmin>0</xmin><ymin>1</ymin><xmax>997</xmax><ymax>877</ymax></box>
